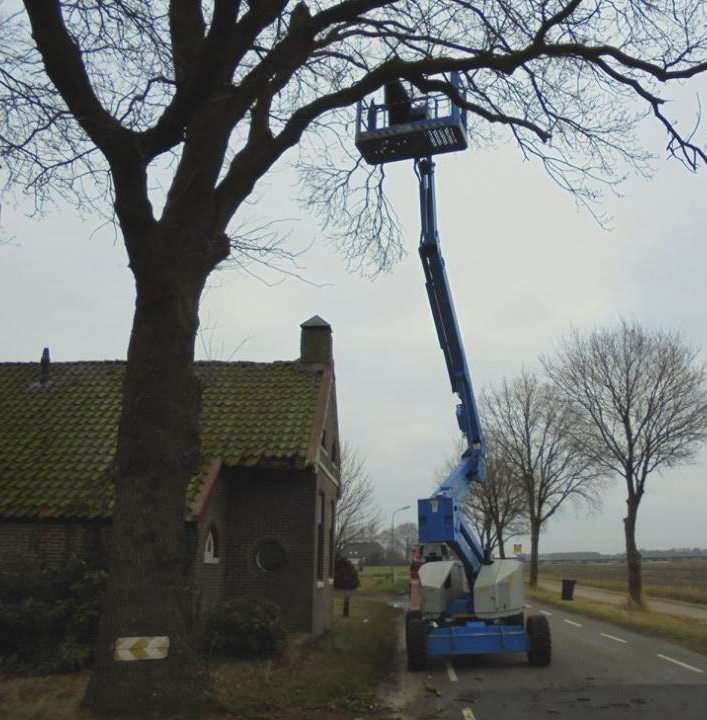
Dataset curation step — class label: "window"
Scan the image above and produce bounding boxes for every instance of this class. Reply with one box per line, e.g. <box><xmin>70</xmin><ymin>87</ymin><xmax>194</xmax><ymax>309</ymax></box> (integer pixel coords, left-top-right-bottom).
<box><xmin>204</xmin><ymin>526</ymin><xmax>220</xmax><ymax>564</ymax></box>
<box><xmin>255</xmin><ymin>541</ymin><xmax>287</xmax><ymax>573</ymax></box>
<box><xmin>316</xmin><ymin>491</ymin><xmax>325</xmax><ymax>581</ymax></box>
<box><xmin>328</xmin><ymin>500</ymin><xmax>336</xmax><ymax>578</ymax></box>
<box><xmin>321</xmin><ymin>430</ymin><xmax>327</xmax><ymax>448</ymax></box>
<box><xmin>331</xmin><ymin>442</ymin><xmax>338</xmax><ymax>465</ymax></box>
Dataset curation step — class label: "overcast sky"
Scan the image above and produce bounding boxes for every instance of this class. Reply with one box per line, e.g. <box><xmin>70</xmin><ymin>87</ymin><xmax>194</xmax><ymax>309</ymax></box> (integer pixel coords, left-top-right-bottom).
<box><xmin>2</xmin><ymin>81</ymin><xmax>706</xmax><ymax>556</ymax></box>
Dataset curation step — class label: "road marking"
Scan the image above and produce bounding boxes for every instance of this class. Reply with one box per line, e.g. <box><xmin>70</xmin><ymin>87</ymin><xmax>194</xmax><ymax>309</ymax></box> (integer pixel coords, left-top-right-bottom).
<box><xmin>540</xmin><ymin>610</ymin><xmax>552</xmax><ymax>616</ymax></box>
<box><xmin>600</xmin><ymin>632</ymin><xmax>627</xmax><ymax>644</ymax></box>
<box><xmin>462</xmin><ymin>708</ymin><xmax>476</xmax><ymax>720</ymax></box>
<box><xmin>446</xmin><ymin>659</ymin><xmax>458</xmax><ymax>682</ymax></box>
<box><xmin>657</xmin><ymin>654</ymin><xmax>704</xmax><ymax>674</ymax></box>
<box><xmin>524</xmin><ymin>603</ymin><xmax>532</xmax><ymax>608</ymax></box>
<box><xmin>563</xmin><ymin>619</ymin><xmax>583</xmax><ymax>628</ymax></box>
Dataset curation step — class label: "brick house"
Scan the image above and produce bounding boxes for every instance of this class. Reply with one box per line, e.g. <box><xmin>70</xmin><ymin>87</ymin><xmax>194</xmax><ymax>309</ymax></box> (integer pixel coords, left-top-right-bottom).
<box><xmin>0</xmin><ymin>316</ymin><xmax>340</xmax><ymax>634</ymax></box>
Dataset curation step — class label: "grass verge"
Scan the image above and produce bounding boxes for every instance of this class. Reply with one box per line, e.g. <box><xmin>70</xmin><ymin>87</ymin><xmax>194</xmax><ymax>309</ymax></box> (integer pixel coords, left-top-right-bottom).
<box><xmin>0</xmin><ymin>599</ymin><xmax>400</xmax><ymax>720</ymax></box>
<box><xmin>0</xmin><ymin>673</ymin><xmax>89</xmax><ymax>720</ymax></box>
<box><xmin>528</xmin><ymin>586</ymin><xmax>707</xmax><ymax>657</ymax></box>
<box><xmin>538</xmin><ymin>574</ymin><xmax>707</xmax><ymax>606</ymax></box>
<box><xmin>212</xmin><ymin>597</ymin><xmax>400</xmax><ymax>718</ymax></box>
<box><xmin>357</xmin><ymin>566</ymin><xmax>409</xmax><ymax>595</ymax></box>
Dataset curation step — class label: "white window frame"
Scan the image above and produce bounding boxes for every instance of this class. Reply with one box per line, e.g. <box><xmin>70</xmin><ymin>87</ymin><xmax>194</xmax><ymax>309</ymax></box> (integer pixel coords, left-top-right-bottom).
<box><xmin>204</xmin><ymin>528</ymin><xmax>220</xmax><ymax>564</ymax></box>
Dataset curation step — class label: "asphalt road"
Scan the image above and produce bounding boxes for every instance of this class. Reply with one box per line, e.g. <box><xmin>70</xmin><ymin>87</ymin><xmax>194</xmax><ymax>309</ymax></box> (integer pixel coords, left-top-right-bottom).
<box><xmin>405</xmin><ymin>600</ymin><xmax>707</xmax><ymax>720</ymax></box>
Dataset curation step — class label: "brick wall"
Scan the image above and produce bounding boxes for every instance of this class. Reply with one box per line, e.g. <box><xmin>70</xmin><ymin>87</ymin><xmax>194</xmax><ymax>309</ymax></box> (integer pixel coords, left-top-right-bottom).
<box><xmin>223</xmin><ymin>466</ymin><xmax>318</xmax><ymax>632</ymax></box>
<box><xmin>193</xmin><ymin>470</ymin><xmax>227</xmax><ymax>613</ymax></box>
<box><xmin>0</xmin><ymin>519</ymin><xmax>110</xmax><ymax>569</ymax></box>
<box><xmin>0</xmin><ymin>460</ymin><xmax>338</xmax><ymax>636</ymax></box>
<box><xmin>311</xmin><ymin>462</ymin><xmax>338</xmax><ymax>634</ymax></box>
<box><xmin>311</xmin><ymin>380</ymin><xmax>341</xmax><ymax>633</ymax></box>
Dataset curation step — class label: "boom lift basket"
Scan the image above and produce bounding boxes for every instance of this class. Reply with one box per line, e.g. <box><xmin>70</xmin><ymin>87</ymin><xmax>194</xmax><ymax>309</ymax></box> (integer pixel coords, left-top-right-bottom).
<box><xmin>355</xmin><ymin>78</ymin><xmax>468</xmax><ymax>165</ymax></box>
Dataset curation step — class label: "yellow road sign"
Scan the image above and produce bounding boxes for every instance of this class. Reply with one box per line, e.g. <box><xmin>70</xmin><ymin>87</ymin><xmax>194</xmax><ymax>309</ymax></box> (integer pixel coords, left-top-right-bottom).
<box><xmin>513</xmin><ymin>543</ymin><xmax>523</xmax><ymax>554</ymax></box>
<box><xmin>114</xmin><ymin>636</ymin><xmax>170</xmax><ymax>661</ymax></box>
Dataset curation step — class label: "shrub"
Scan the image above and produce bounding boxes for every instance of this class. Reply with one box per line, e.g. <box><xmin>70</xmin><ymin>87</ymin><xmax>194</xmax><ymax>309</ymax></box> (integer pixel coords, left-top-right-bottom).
<box><xmin>334</xmin><ymin>556</ymin><xmax>360</xmax><ymax>590</ymax></box>
<box><xmin>205</xmin><ymin>598</ymin><xmax>286</xmax><ymax>659</ymax></box>
<box><xmin>0</xmin><ymin>557</ymin><xmax>106</xmax><ymax>674</ymax></box>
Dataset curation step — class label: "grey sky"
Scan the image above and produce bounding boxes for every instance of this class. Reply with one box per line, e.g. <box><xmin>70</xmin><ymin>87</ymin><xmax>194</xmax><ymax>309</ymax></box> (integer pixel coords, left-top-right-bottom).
<box><xmin>2</xmin><ymin>84</ymin><xmax>706</xmax><ymax>556</ymax></box>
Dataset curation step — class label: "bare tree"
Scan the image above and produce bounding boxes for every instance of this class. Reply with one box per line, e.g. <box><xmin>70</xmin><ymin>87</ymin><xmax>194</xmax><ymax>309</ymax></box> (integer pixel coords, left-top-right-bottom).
<box><xmin>484</xmin><ymin>371</ymin><xmax>604</xmax><ymax>585</ymax></box>
<box><xmin>334</xmin><ymin>443</ymin><xmax>380</xmax><ymax>556</ymax></box>
<box><xmin>2</xmin><ymin>1</ymin><xmax>707</xmax><ymax>714</ymax></box>
<box><xmin>439</xmin><ymin>440</ymin><xmax>528</xmax><ymax>558</ymax></box>
<box><xmin>543</xmin><ymin>319</ymin><xmax>707</xmax><ymax>605</ymax></box>
<box><xmin>376</xmin><ymin>521</ymin><xmax>416</xmax><ymax>562</ymax></box>
<box><xmin>393</xmin><ymin>521</ymin><xmax>419</xmax><ymax>560</ymax></box>
<box><xmin>464</xmin><ymin>449</ymin><xmax>528</xmax><ymax>559</ymax></box>
<box><xmin>463</xmin><ymin>486</ymin><xmax>498</xmax><ymax>558</ymax></box>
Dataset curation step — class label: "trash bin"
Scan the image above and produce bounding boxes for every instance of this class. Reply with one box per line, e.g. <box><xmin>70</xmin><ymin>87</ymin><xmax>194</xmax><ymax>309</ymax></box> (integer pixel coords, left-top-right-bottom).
<box><xmin>561</xmin><ymin>579</ymin><xmax>577</xmax><ymax>600</ymax></box>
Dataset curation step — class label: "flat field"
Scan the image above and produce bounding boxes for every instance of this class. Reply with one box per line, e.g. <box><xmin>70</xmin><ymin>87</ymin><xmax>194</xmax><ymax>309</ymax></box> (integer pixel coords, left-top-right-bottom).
<box><xmin>539</xmin><ymin>557</ymin><xmax>707</xmax><ymax>606</ymax></box>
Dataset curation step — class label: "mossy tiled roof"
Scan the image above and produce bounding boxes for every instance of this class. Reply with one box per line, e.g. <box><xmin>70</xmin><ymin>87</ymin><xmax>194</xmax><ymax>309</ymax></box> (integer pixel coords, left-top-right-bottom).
<box><xmin>0</xmin><ymin>361</ymin><xmax>323</xmax><ymax>520</ymax></box>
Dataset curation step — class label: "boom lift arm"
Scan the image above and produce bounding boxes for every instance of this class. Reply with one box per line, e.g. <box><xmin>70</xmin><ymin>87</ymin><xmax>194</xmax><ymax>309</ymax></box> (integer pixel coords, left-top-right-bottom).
<box><xmin>415</xmin><ymin>157</ymin><xmax>488</xmax><ymax>581</ymax></box>
<box><xmin>354</xmin><ymin>76</ymin><xmax>551</xmax><ymax>671</ymax></box>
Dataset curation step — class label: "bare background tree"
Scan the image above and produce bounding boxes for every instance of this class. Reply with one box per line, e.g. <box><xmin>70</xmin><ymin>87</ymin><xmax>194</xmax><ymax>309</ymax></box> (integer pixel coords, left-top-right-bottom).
<box><xmin>463</xmin><ymin>448</ymin><xmax>528</xmax><ymax>559</ymax></box>
<box><xmin>334</xmin><ymin>443</ymin><xmax>380</xmax><ymax>556</ymax></box>
<box><xmin>484</xmin><ymin>371</ymin><xmax>604</xmax><ymax>585</ymax></box>
<box><xmin>2</xmin><ymin>1</ymin><xmax>707</xmax><ymax>715</ymax></box>
<box><xmin>543</xmin><ymin>319</ymin><xmax>707</xmax><ymax>605</ymax></box>
<box><xmin>439</xmin><ymin>440</ymin><xmax>527</xmax><ymax>558</ymax></box>
<box><xmin>377</xmin><ymin>521</ymin><xmax>418</xmax><ymax>563</ymax></box>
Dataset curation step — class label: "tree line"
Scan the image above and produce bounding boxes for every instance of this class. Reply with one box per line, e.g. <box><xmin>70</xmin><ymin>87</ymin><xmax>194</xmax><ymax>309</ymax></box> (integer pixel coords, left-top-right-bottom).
<box><xmin>459</xmin><ymin>318</ymin><xmax>707</xmax><ymax>605</ymax></box>
<box><xmin>339</xmin><ymin>319</ymin><xmax>707</xmax><ymax>606</ymax></box>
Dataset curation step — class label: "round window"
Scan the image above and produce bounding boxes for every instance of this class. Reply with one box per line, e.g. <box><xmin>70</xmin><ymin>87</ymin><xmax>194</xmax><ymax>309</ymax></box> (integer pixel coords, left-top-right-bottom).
<box><xmin>255</xmin><ymin>541</ymin><xmax>287</xmax><ymax>573</ymax></box>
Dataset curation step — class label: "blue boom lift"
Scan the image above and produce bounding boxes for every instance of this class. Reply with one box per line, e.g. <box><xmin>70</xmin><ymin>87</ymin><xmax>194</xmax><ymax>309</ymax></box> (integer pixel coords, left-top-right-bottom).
<box><xmin>355</xmin><ymin>74</ymin><xmax>551</xmax><ymax>671</ymax></box>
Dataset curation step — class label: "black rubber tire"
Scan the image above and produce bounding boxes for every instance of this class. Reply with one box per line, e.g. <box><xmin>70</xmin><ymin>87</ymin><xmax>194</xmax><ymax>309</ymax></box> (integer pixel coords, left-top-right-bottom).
<box><xmin>406</xmin><ymin>618</ymin><xmax>428</xmax><ymax>671</ymax></box>
<box><xmin>405</xmin><ymin>610</ymin><xmax>422</xmax><ymax>625</ymax></box>
<box><xmin>526</xmin><ymin>614</ymin><xmax>552</xmax><ymax>666</ymax></box>
<box><xmin>405</xmin><ymin>610</ymin><xmax>422</xmax><ymax>649</ymax></box>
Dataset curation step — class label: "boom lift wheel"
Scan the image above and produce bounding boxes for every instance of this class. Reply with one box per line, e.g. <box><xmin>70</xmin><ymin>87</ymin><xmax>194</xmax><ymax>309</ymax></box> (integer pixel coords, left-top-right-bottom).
<box><xmin>404</xmin><ymin>610</ymin><xmax>422</xmax><ymax>649</ymax></box>
<box><xmin>526</xmin><ymin>614</ymin><xmax>552</xmax><ymax>666</ymax></box>
<box><xmin>406</xmin><ymin>618</ymin><xmax>428</xmax><ymax>671</ymax></box>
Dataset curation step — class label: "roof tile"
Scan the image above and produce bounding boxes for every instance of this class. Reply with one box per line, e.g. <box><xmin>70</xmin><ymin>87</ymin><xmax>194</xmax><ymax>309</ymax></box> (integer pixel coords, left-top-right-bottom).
<box><xmin>0</xmin><ymin>360</ymin><xmax>322</xmax><ymax>519</ymax></box>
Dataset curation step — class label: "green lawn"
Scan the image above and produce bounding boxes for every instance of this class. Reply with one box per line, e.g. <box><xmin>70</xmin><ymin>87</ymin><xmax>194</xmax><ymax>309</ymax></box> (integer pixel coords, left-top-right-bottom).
<box><xmin>0</xmin><ymin>599</ymin><xmax>401</xmax><ymax>720</ymax></box>
<box><xmin>357</xmin><ymin>565</ymin><xmax>409</xmax><ymax>595</ymax></box>
<box><xmin>537</xmin><ymin>558</ymin><xmax>707</xmax><ymax>606</ymax></box>
<box><xmin>212</xmin><ymin>598</ymin><xmax>400</xmax><ymax>717</ymax></box>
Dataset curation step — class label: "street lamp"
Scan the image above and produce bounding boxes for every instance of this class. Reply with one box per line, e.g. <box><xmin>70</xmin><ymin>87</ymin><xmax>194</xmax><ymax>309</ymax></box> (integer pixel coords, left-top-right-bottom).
<box><xmin>391</xmin><ymin>504</ymin><xmax>411</xmax><ymax>581</ymax></box>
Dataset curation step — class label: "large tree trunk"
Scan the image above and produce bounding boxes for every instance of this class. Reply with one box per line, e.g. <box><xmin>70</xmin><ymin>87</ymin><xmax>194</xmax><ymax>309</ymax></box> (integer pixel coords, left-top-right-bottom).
<box><xmin>529</xmin><ymin>520</ymin><xmax>541</xmax><ymax>586</ymax></box>
<box><xmin>85</xmin><ymin>226</ymin><xmax>215</xmax><ymax>716</ymax></box>
<box><xmin>624</xmin><ymin>497</ymin><xmax>643</xmax><ymax>606</ymax></box>
<box><xmin>495</xmin><ymin>523</ymin><xmax>506</xmax><ymax>559</ymax></box>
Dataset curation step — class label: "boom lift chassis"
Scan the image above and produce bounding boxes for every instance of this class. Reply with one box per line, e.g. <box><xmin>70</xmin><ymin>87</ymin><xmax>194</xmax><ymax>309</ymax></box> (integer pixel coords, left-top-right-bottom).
<box><xmin>355</xmin><ymin>74</ymin><xmax>551</xmax><ymax>671</ymax></box>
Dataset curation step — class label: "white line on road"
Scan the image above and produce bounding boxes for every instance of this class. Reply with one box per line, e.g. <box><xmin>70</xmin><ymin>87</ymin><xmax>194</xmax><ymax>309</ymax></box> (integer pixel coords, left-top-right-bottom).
<box><xmin>540</xmin><ymin>610</ymin><xmax>553</xmax><ymax>616</ymax></box>
<box><xmin>446</xmin><ymin>659</ymin><xmax>458</xmax><ymax>682</ymax></box>
<box><xmin>600</xmin><ymin>632</ymin><xmax>627</xmax><ymax>644</ymax></box>
<box><xmin>524</xmin><ymin>603</ymin><xmax>532</xmax><ymax>608</ymax></box>
<box><xmin>657</xmin><ymin>654</ymin><xmax>704</xmax><ymax>674</ymax></box>
<box><xmin>462</xmin><ymin>708</ymin><xmax>476</xmax><ymax>720</ymax></box>
<box><xmin>563</xmin><ymin>619</ymin><xmax>583</xmax><ymax>627</ymax></box>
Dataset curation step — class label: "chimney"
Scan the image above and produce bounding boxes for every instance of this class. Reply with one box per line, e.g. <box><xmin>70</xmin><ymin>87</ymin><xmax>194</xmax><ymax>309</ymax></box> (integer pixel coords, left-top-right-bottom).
<box><xmin>40</xmin><ymin>347</ymin><xmax>50</xmax><ymax>385</ymax></box>
<box><xmin>300</xmin><ymin>316</ymin><xmax>332</xmax><ymax>365</ymax></box>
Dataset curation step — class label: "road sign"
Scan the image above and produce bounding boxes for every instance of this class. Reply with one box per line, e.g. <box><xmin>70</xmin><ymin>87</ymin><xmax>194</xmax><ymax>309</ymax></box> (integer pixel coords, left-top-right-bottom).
<box><xmin>114</xmin><ymin>636</ymin><xmax>170</xmax><ymax>661</ymax></box>
<box><xmin>513</xmin><ymin>543</ymin><xmax>523</xmax><ymax>554</ymax></box>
